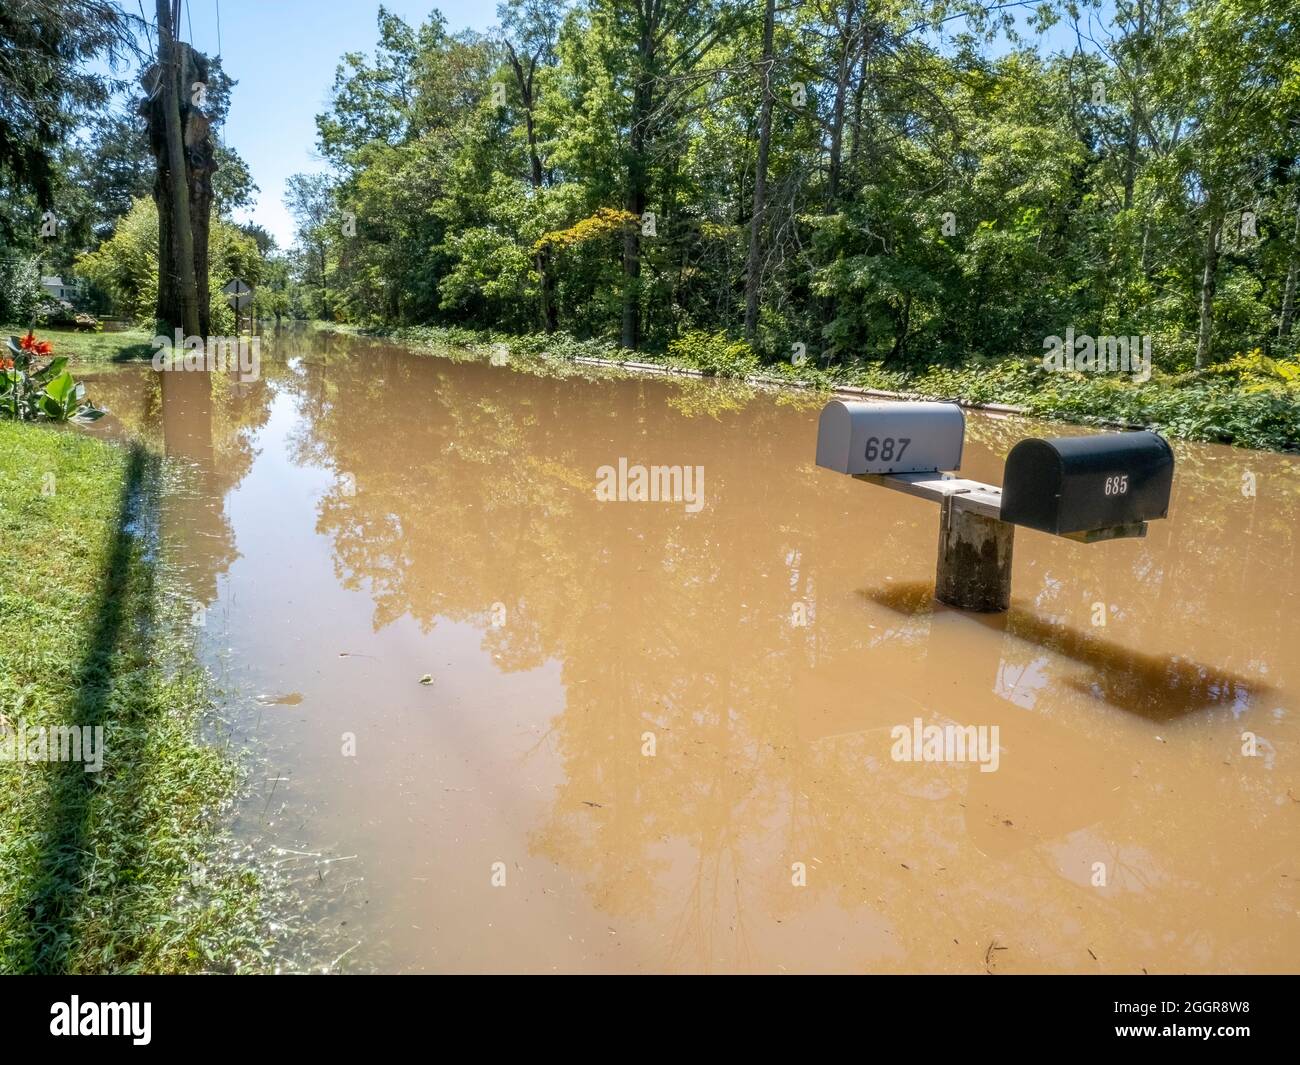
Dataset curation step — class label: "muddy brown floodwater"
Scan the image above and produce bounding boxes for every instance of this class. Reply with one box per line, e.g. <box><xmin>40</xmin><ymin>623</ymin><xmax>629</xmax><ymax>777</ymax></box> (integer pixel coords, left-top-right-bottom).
<box><xmin>81</xmin><ymin>327</ymin><xmax>1300</xmax><ymax>973</ymax></box>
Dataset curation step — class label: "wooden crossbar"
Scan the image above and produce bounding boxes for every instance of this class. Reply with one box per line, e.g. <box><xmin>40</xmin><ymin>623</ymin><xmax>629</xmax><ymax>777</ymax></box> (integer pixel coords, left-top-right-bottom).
<box><xmin>852</xmin><ymin>472</ymin><xmax>1004</xmax><ymax>520</ymax></box>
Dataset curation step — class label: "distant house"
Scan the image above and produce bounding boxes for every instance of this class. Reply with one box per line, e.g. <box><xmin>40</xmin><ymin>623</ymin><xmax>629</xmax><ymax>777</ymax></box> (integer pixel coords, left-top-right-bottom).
<box><xmin>41</xmin><ymin>276</ymin><xmax>79</xmax><ymax>302</ymax></box>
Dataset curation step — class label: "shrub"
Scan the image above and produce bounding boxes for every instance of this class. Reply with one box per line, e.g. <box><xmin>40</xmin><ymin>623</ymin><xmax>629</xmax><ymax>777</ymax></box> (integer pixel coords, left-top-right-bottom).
<box><xmin>0</xmin><ymin>256</ymin><xmax>42</xmax><ymax>324</ymax></box>
<box><xmin>666</xmin><ymin>331</ymin><xmax>760</xmax><ymax>378</ymax></box>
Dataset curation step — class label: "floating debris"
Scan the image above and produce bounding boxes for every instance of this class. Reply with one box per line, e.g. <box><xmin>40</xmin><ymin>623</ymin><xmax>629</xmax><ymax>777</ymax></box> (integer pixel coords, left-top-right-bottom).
<box><xmin>256</xmin><ymin>692</ymin><xmax>304</xmax><ymax>706</ymax></box>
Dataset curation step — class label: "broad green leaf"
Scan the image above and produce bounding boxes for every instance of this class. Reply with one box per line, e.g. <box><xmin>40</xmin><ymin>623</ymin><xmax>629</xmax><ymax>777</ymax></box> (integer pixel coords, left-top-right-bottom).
<box><xmin>31</xmin><ymin>357</ymin><xmax>69</xmax><ymax>383</ymax></box>
<box><xmin>43</xmin><ymin>371</ymin><xmax>77</xmax><ymax>405</ymax></box>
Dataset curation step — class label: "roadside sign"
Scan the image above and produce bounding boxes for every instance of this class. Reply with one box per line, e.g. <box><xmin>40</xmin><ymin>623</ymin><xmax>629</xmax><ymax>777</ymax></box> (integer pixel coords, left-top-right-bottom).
<box><xmin>222</xmin><ymin>278</ymin><xmax>253</xmax><ymax>309</ymax></box>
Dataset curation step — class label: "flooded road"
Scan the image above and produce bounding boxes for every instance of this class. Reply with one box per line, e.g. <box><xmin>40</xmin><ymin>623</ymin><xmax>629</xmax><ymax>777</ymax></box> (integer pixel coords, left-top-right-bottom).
<box><xmin>83</xmin><ymin>328</ymin><xmax>1300</xmax><ymax>973</ymax></box>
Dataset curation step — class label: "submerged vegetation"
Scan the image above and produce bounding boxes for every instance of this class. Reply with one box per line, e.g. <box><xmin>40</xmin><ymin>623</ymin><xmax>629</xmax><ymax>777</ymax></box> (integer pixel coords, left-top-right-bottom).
<box><xmin>349</xmin><ymin>324</ymin><xmax>1300</xmax><ymax>451</ymax></box>
<box><xmin>0</xmin><ymin>421</ymin><xmax>267</xmax><ymax>973</ymax></box>
<box><xmin>0</xmin><ymin>0</ymin><xmax>1294</xmax><ymax>982</ymax></box>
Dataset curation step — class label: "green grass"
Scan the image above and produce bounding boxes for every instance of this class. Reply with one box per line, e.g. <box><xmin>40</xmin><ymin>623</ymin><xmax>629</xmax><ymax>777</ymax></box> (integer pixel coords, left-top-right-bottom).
<box><xmin>2</xmin><ymin>324</ymin><xmax>157</xmax><ymax>364</ymax></box>
<box><xmin>0</xmin><ymin>420</ymin><xmax>268</xmax><ymax>973</ymax></box>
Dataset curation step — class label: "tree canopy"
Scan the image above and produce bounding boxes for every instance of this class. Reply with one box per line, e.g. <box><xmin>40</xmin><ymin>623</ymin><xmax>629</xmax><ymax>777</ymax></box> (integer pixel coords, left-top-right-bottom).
<box><xmin>283</xmin><ymin>0</ymin><xmax>1299</xmax><ymax>372</ymax></box>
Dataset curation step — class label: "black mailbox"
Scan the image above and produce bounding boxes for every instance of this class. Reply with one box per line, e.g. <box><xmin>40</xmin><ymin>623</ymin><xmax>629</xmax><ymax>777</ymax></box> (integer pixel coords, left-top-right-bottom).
<box><xmin>999</xmin><ymin>431</ymin><xmax>1174</xmax><ymax>538</ymax></box>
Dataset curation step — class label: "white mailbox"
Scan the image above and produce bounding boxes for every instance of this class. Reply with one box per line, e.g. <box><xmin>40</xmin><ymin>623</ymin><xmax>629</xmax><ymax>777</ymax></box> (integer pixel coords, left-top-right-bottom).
<box><xmin>815</xmin><ymin>399</ymin><xmax>965</xmax><ymax>475</ymax></box>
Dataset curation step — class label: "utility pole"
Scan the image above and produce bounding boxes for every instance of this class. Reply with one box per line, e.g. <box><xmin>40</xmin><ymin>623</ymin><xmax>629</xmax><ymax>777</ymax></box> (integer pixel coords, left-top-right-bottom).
<box><xmin>157</xmin><ymin>0</ymin><xmax>200</xmax><ymax>337</ymax></box>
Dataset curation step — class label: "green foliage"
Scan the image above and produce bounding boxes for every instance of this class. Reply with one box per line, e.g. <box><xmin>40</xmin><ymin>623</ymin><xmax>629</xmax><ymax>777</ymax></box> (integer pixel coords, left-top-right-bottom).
<box><xmin>534</xmin><ymin>208</ymin><xmax>638</xmax><ymax>254</ymax></box>
<box><xmin>293</xmin><ymin>0</ymin><xmax>1298</xmax><ymax>378</ymax></box>
<box><xmin>354</xmin><ymin>323</ymin><xmax>1300</xmax><ymax>450</ymax></box>
<box><xmin>1020</xmin><ymin>374</ymin><xmax>1300</xmax><ymax>451</ymax></box>
<box><xmin>1</xmin><ymin>333</ymin><xmax>103</xmax><ymax>423</ymax></box>
<box><xmin>0</xmin><ymin>324</ymin><xmax>156</xmax><ymax>364</ymax></box>
<box><xmin>0</xmin><ymin>257</ymin><xmax>42</xmax><ymax>324</ymax></box>
<box><xmin>0</xmin><ymin>0</ymin><xmax>133</xmax><ymax>212</ymax></box>
<box><xmin>74</xmin><ymin>198</ymin><xmax>265</xmax><ymax>331</ymax></box>
<box><xmin>35</xmin><ymin>299</ymin><xmax>77</xmax><ymax>327</ymax></box>
<box><xmin>1193</xmin><ymin>349</ymin><xmax>1300</xmax><ymax>389</ymax></box>
<box><xmin>72</xmin><ymin>199</ymin><xmax>158</xmax><ymax>324</ymax></box>
<box><xmin>378</xmin><ymin>323</ymin><xmax>619</xmax><ymax>363</ymax></box>
<box><xmin>666</xmin><ymin>331</ymin><xmax>760</xmax><ymax>378</ymax></box>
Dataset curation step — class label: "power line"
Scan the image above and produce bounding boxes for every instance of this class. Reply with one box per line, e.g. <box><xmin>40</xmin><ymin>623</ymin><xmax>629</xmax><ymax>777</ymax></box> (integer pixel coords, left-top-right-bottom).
<box><xmin>136</xmin><ymin>0</ymin><xmax>154</xmax><ymax>52</ymax></box>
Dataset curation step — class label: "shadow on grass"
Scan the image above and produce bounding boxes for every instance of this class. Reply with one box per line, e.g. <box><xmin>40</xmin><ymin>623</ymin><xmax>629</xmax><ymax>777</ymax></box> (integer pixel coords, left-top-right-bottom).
<box><xmin>18</xmin><ymin>443</ymin><xmax>160</xmax><ymax>973</ymax></box>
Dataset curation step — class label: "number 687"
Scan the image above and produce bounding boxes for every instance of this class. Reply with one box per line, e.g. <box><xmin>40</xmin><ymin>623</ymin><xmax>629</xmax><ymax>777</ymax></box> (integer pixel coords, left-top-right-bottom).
<box><xmin>864</xmin><ymin>436</ymin><xmax>910</xmax><ymax>462</ymax></box>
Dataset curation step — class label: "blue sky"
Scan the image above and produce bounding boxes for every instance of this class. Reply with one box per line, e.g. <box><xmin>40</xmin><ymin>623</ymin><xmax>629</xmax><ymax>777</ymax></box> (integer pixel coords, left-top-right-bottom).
<box><xmin>166</xmin><ymin>1</ymin><xmax>498</xmax><ymax>246</ymax></box>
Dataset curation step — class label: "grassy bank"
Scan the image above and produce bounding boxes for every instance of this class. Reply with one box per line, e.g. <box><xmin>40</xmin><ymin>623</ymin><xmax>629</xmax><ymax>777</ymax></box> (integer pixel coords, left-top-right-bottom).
<box><xmin>0</xmin><ymin>420</ymin><xmax>267</xmax><ymax>973</ymax></box>
<box><xmin>1</xmin><ymin>324</ymin><xmax>156</xmax><ymax>364</ymax></box>
<box><xmin>354</xmin><ymin>324</ymin><xmax>1300</xmax><ymax>453</ymax></box>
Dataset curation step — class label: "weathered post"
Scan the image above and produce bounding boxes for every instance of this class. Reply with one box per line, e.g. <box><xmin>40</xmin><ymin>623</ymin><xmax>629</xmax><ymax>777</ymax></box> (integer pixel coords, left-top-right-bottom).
<box><xmin>934</xmin><ymin>497</ymin><xmax>1014</xmax><ymax>612</ymax></box>
<box><xmin>143</xmin><ymin>5</ymin><xmax>218</xmax><ymax>336</ymax></box>
<box><xmin>154</xmin><ymin>0</ymin><xmax>200</xmax><ymax>337</ymax></box>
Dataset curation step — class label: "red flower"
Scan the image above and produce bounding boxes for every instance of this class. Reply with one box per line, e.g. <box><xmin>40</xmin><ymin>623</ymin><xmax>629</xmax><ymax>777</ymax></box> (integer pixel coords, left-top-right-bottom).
<box><xmin>0</xmin><ymin>357</ymin><xmax>13</xmax><ymax>371</ymax></box>
<box><xmin>19</xmin><ymin>333</ymin><xmax>53</xmax><ymax>356</ymax></box>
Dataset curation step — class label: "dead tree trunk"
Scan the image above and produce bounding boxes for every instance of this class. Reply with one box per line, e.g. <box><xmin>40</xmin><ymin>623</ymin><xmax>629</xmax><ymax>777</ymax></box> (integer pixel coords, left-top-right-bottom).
<box><xmin>143</xmin><ymin>1</ymin><xmax>217</xmax><ymax>336</ymax></box>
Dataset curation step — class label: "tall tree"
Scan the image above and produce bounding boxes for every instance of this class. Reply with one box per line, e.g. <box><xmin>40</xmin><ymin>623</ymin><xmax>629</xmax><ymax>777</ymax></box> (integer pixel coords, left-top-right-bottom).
<box><xmin>1177</xmin><ymin>0</ymin><xmax>1296</xmax><ymax>365</ymax></box>
<box><xmin>500</xmin><ymin>0</ymin><xmax>564</xmax><ymax>331</ymax></box>
<box><xmin>744</xmin><ymin>0</ymin><xmax>776</xmax><ymax>338</ymax></box>
<box><xmin>0</xmin><ymin>0</ymin><xmax>136</xmax><ymax>213</ymax></box>
<box><xmin>285</xmin><ymin>173</ymin><xmax>337</xmax><ymax>321</ymax></box>
<box><xmin>588</xmin><ymin>0</ymin><xmax>734</xmax><ymax>350</ymax></box>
